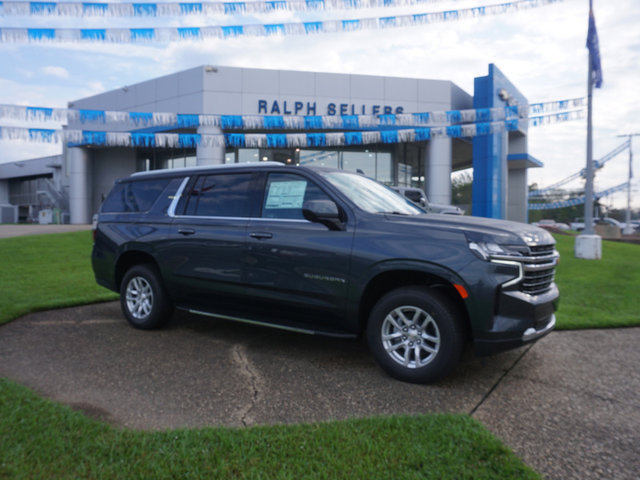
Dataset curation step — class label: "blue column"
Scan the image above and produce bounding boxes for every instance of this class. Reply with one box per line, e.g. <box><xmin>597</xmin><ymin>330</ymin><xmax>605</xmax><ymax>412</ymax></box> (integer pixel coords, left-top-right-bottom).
<box><xmin>472</xmin><ymin>64</ymin><xmax>511</xmax><ymax>219</ymax></box>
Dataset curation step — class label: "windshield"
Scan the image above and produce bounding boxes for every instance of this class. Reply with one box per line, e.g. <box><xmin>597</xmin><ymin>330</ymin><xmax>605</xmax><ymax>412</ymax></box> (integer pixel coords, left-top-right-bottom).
<box><xmin>320</xmin><ymin>171</ymin><xmax>424</xmax><ymax>215</ymax></box>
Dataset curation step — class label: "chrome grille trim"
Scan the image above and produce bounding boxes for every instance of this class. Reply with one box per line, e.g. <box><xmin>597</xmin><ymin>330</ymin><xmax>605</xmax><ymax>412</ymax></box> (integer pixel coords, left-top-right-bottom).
<box><xmin>491</xmin><ymin>244</ymin><xmax>559</xmax><ymax>295</ymax></box>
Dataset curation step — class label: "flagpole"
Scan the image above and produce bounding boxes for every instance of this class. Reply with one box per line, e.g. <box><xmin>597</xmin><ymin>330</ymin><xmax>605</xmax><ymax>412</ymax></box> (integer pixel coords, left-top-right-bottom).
<box><xmin>584</xmin><ymin>47</ymin><xmax>595</xmax><ymax>235</ymax></box>
<box><xmin>575</xmin><ymin>0</ymin><xmax>603</xmax><ymax>259</ymax></box>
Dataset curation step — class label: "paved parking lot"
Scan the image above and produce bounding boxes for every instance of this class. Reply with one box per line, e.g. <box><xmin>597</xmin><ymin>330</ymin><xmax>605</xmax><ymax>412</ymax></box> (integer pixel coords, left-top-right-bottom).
<box><xmin>1</xmin><ymin>301</ymin><xmax>639</xmax><ymax>480</ymax></box>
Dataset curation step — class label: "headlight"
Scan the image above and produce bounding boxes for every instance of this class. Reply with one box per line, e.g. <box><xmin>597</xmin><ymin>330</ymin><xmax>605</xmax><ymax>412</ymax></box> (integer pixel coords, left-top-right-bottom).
<box><xmin>465</xmin><ymin>231</ymin><xmax>528</xmax><ymax>261</ymax></box>
<box><xmin>468</xmin><ymin>241</ymin><xmax>509</xmax><ymax>260</ymax></box>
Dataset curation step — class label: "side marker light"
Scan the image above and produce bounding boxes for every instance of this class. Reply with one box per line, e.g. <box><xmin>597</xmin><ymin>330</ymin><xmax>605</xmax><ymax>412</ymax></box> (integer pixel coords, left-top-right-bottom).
<box><xmin>453</xmin><ymin>284</ymin><xmax>469</xmax><ymax>299</ymax></box>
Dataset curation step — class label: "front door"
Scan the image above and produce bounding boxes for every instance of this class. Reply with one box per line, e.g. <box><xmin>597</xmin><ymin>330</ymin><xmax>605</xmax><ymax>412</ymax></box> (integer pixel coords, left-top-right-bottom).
<box><xmin>244</xmin><ymin>171</ymin><xmax>355</xmax><ymax>333</ymax></box>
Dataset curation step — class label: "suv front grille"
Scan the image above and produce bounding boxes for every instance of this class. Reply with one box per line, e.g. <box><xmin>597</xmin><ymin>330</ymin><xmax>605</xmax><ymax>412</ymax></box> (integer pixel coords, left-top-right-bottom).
<box><xmin>493</xmin><ymin>244</ymin><xmax>559</xmax><ymax>295</ymax></box>
<box><xmin>520</xmin><ymin>244</ymin><xmax>558</xmax><ymax>295</ymax></box>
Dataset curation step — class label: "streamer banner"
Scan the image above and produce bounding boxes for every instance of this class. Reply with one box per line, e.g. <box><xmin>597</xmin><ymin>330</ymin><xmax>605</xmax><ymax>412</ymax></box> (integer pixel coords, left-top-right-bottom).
<box><xmin>528</xmin><ymin>109</ymin><xmax>585</xmax><ymax>127</ymax></box>
<box><xmin>0</xmin><ymin>120</ymin><xmax>534</xmax><ymax>148</ymax></box>
<box><xmin>0</xmin><ymin>110</ymin><xmax>584</xmax><ymax>148</ymax></box>
<box><xmin>528</xmin><ymin>183</ymin><xmax>629</xmax><ymax>210</ymax></box>
<box><xmin>1</xmin><ymin>0</ymin><xmax>445</xmax><ymax>17</ymax></box>
<box><xmin>0</xmin><ymin>0</ymin><xmax>564</xmax><ymax>43</ymax></box>
<box><xmin>529</xmin><ymin>139</ymin><xmax>630</xmax><ymax>197</ymax></box>
<box><xmin>528</xmin><ymin>97</ymin><xmax>585</xmax><ymax>114</ymax></box>
<box><xmin>0</xmin><ymin>98</ymin><xmax>583</xmax><ymax>130</ymax></box>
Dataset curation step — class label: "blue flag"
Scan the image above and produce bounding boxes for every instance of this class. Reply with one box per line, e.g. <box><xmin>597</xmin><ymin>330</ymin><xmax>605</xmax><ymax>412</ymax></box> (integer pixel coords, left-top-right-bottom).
<box><xmin>586</xmin><ymin>1</ymin><xmax>603</xmax><ymax>88</ymax></box>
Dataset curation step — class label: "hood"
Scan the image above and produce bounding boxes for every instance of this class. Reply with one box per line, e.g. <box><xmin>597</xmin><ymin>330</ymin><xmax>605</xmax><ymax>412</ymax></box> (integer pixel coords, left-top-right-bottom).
<box><xmin>384</xmin><ymin>213</ymin><xmax>555</xmax><ymax>247</ymax></box>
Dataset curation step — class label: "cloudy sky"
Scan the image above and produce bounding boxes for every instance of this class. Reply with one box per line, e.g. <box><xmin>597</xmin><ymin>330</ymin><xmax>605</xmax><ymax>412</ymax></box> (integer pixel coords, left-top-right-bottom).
<box><xmin>1</xmin><ymin>0</ymin><xmax>639</xmax><ymax>208</ymax></box>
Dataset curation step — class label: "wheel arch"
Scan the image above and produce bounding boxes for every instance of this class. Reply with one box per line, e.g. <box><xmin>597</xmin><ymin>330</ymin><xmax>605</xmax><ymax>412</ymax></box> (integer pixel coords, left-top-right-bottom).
<box><xmin>357</xmin><ymin>268</ymin><xmax>471</xmax><ymax>338</ymax></box>
<box><xmin>114</xmin><ymin>249</ymin><xmax>160</xmax><ymax>293</ymax></box>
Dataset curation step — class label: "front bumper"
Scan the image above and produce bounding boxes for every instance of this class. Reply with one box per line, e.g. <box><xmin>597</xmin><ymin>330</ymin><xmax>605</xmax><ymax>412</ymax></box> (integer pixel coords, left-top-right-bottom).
<box><xmin>473</xmin><ymin>283</ymin><xmax>559</xmax><ymax>356</ymax></box>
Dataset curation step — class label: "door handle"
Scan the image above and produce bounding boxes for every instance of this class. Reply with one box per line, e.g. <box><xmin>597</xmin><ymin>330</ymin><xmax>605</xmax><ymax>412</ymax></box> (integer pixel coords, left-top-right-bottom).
<box><xmin>178</xmin><ymin>228</ymin><xmax>196</xmax><ymax>236</ymax></box>
<box><xmin>249</xmin><ymin>232</ymin><xmax>273</xmax><ymax>240</ymax></box>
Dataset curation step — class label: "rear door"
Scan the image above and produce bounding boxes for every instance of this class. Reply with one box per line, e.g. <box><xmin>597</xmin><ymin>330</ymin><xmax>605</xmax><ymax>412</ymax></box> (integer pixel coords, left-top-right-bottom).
<box><xmin>163</xmin><ymin>171</ymin><xmax>258</xmax><ymax>311</ymax></box>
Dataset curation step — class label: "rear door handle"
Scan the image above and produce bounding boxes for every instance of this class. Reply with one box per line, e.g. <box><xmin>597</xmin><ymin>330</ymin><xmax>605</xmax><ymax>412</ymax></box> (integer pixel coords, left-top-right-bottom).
<box><xmin>178</xmin><ymin>228</ymin><xmax>196</xmax><ymax>236</ymax></box>
<box><xmin>249</xmin><ymin>232</ymin><xmax>273</xmax><ymax>240</ymax></box>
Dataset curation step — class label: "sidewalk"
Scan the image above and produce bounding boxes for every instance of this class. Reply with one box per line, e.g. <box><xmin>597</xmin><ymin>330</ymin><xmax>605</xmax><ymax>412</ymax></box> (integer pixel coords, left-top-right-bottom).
<box><xmin>0</xmin><ymin>224</ymin><xmax>91</xmax><ymax>238</ymax></box>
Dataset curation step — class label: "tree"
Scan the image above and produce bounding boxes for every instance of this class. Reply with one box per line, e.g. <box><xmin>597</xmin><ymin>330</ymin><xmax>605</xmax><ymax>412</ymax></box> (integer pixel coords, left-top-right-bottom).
<box><xmin>451</xmin><ymin>171</ymin><xmax>472</xmax><ymax>210</ymax></box>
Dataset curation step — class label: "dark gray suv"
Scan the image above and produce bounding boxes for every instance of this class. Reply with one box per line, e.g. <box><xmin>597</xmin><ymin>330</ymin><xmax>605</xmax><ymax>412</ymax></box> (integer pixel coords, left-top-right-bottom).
<box><xmin>92</xmin><ymin>162</ymin><xmax>559</xmax><ymax>383</ymax></box>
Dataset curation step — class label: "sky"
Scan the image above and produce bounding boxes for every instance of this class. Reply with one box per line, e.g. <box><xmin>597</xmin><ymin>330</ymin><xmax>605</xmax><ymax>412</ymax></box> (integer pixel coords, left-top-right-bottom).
<box><xmin>1</xmin><ymin>0</ymin><xmax>639</xmax><ymax>209</ymax></box>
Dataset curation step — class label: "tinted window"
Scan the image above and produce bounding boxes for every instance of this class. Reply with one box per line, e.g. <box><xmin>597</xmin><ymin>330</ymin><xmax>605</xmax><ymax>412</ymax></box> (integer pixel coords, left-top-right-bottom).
<box><xmin>262</xmin><ymin>173</ymin><xmax>334</xmax><ymax>220</ymax></box>
<box><xmin>405</xmin><ymin>191</ymin><xmax>422</xmax><ymax>203</ymax></box>
<box><xmin>101</xmin><ymin>178</ymin><xmax>171</xmax><ymax>213</ymax></box>
<box><xmin>183</xmin><ymin>173</ymin><xmax>252</xmax><ymax>217</ymax></box>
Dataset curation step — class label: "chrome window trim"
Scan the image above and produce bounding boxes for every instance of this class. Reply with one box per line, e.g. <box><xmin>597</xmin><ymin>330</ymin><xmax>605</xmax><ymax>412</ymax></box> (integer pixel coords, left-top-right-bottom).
<box><xmin>167</xmin><ymin>177</ymin><xmax>190</xmax><ymax>218</ymax></box>
<box><xmin>171</xmin><ymin>214</ymin><xmax>310</xmax><ymax>224</ymax></box>
<box><xmin>250</xmin><ymin>217</ymin><xmax>310</xmax><ymax>224</ymax></box>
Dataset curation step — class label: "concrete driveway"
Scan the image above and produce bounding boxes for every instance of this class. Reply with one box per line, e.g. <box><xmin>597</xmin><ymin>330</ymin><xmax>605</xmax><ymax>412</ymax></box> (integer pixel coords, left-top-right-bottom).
<box><xmin>0</xmin><ymin>302</ymin><xmax>638</xmax><ymax>480</ymax></box>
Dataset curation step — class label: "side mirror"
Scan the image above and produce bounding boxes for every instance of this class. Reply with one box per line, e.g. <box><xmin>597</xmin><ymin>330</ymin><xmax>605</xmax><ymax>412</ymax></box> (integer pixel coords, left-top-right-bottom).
<box><xmin>302</xmin><ymin>200</ymin><xmax>344</xmax><ymax>231</ymax></box>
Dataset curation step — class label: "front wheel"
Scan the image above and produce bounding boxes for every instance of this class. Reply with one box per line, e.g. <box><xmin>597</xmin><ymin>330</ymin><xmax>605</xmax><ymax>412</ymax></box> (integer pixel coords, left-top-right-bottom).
<box><xmin>120</xmin><ymin>264</ymin><xmax>173</xmax><ymax>330</ymax></box>
<box><xmin>367</xmin><ymin>287</ymin><xmax>465</xmax><ymax>383</ymax></box>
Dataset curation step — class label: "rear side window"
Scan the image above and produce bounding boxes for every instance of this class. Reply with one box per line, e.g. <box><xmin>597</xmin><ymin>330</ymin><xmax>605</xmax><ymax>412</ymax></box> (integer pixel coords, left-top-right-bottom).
<box><xmin>183</xmin><ymin>173</ymin><xmax>253</xmax><ymax>217</ymax></box>
<box><xmin>102</xmin><ymin>178</ymin><xmax>171</xmax><ymax>213</ymax></box>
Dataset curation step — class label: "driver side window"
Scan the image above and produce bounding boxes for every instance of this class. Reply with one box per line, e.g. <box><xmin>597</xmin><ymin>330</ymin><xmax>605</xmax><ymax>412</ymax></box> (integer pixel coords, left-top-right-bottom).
<box><xmin>261</xmin><ymin>173</ymin><xmax>334</xmax><ymax>220</ymax></box>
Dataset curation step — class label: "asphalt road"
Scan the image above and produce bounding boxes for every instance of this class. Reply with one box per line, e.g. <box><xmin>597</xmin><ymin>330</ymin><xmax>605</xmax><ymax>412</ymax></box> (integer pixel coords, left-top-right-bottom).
<box><xmin>1</xmin><ymin>301</ymin><xmax>638</xmax><ymax>480</ymax></box>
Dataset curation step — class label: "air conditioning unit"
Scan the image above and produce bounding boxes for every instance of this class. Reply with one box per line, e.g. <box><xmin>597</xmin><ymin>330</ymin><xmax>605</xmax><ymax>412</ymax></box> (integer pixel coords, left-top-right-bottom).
<box><xmin>0</xmin><ymin>204</ymin><xmax>18</xmax><ymax>224</ymax></box>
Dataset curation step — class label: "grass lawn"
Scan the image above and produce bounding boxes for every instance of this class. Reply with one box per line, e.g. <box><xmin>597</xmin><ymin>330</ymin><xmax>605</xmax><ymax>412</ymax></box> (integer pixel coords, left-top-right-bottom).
<box><xmin>552</xmin><ymin>234</ymin><xmax>640</xmax><ymax>329</ymax></box>
<box><xmin>1</xmin><ymin>230</ymin><xmax>638</xmax><ymax>479</ymax></box>
<box><xmin>0</xmin><ymin>231</ymin><xmax>117</xmax><ymax>326</ymax></box>
<box><xmin>0</xmin><ymin>378</ymin><xmax>538</xmax><ymax>480</ymax></box>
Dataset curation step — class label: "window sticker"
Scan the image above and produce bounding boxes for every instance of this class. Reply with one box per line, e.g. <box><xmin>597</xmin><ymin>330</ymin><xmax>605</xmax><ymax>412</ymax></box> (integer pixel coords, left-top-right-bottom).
<box><xmin>265</xmin><ymin>181</ymin><xmax>307</xmax><ymax>209</ymax></box>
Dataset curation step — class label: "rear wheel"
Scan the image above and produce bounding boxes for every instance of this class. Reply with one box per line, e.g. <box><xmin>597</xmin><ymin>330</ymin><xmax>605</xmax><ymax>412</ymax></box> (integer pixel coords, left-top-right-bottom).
<box><xmin>120</xmin><ymin>264</ymin><xmax>173</xmax><ymax>330</ymax></box>
<box><xmin>367</xmin><ymin>286</ymin><xmax>464</xmax><ymax>383</ymax></box>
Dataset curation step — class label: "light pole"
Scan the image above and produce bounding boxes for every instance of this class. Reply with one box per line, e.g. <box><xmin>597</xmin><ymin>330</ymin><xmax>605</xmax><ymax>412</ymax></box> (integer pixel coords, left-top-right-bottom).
<box><xmin>617</xmin><ymin>133</ymin><xmax>638</xmax><ymax>235</ymax></box>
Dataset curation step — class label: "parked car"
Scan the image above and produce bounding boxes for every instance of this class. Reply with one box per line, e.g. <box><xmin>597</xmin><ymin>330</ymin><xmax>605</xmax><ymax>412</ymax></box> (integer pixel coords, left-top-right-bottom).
<box><xmin>570</xmin><ymin>217</ymin><xmax>622</xmax><ymax>231</ymax></box>
<box><xmin>92</xmin><ymin>163</ymin><xmax>559</xmax><ymax>383</ymax></box>
<box><xmin>391</xmin><ymin>187</ymin><xmax>464</xmax><ymax>215</ymax></box>
<box><xmin>532</xmin><ymin>219</ymin><xmax>570</xmax><ymax>231</ymax></box>
<box><xmin>620</xmin><ymin>221</ymin><xmax>640</xmax><ymax>233</ymax></box>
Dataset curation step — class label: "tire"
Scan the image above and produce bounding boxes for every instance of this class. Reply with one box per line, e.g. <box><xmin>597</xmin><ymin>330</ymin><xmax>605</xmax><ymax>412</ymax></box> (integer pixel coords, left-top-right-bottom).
<box><xmin>366</xmin><ymin>286</ymin><xmax>465</xmax><ymax>384</ymax></box>
<box><xmin>120</xmin><ymin>264</ymin><xmax>174</xmax><ymax>330</ymax></box>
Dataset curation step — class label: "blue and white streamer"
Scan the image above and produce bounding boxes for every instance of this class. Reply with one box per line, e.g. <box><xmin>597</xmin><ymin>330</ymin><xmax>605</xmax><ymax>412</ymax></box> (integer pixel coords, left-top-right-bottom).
<box><xmin>0</xmin><ymin>0</ymin><xmax>564</xmax><ymax>43</ymax></box>
<box><xmin>528</xmin><ymin>97</ymin><xmax>585</xmax><ymax>114</ymax></box>
<box><xmin>0</xmin><ymin>110</ymin><xmax>584</xmax><ymax>148</ymax></box>
<box><xmin>529</xmin><ymin>109</ymin><xmax>585</xmax><ymax>127</ymax></box>
<box><xmin>1</xmin><ymin>0</ymin><xmax>445</xmax><ymax>17</ymax></box>
<box><xmin>0</xmin><ymin>98</ymin><xmax>582</xmax><ymax>130</ymax></box>
<box><xmin>528</xmin><ymin>183</ymin><xmax>629</xmax><ymax>210</ymax></box>
<box><xmin>0</xmin><ymin>119</ymin><xmax>532</xmax><ymax>148</ymax></box>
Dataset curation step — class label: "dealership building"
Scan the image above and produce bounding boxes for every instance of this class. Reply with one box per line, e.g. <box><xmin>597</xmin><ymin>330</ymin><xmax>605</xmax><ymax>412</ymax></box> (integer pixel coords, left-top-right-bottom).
<box><xmin>0</xmin><ymin>63</ymin><xmax>541</xmax><ymax>224</ymax></box>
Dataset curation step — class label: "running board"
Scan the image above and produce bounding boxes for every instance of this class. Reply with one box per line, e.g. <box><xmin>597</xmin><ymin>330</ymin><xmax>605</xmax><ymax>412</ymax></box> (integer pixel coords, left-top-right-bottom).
<box><xmin>185</xmin><ymin>308</ymin><xmax>356</xmax><ymax>339</ymax></box>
